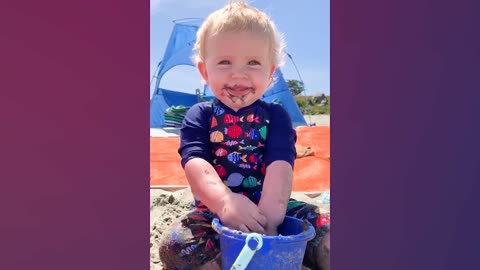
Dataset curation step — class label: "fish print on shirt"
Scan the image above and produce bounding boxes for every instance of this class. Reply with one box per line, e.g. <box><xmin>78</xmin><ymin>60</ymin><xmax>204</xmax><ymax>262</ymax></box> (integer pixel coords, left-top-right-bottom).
<box><xmin>223</xmin><ymin>114</ymin><xmax>243</xmax><ymax>124</ymax></box>
<box><xmin>237</xmin><ymin>163</ymin><xmax>256</xmax><ymax>170</ymax></box>
<box><xmin>248</xmin><ymin>153</ymin><xmax>262</xmax><ymax>164</ymax></box>
<box><xmin>210</xmin><ymin>131</ymin><xmax>224</xmax><ymax>143</ymax></box>
<box><xmin>227</xmin><ymin>152</ymin><xmax>247</xmax><ymax>163</ymax></box>
<box><xmin>245</xmin><ymin>113</ymin><xmax>260</xmax><ymax>123</ymax></box>
<box><xmin>242</xmin><ymin>176</ymin><xmax>260</xmax><ymax>188</ymax></box>
<box><xmin>244</xmin><ymin>128</ymin><xmax>260</xmax><ymax>140</ymax></box>
<box><xmin>238</xmin><ymin>145</ymin><xmax>258</xmax><ymax>151</ymax></box>
<box><xmin>211</xmin><ymin>116</ymin><xmax>218</xmax><ymax>128</ymax></box>
<box><xmin>214</xmin><ymin>148</ymin><xmax>228</xmax><ymax>157</ymax></box>
<box><xmin>222</xmin><ymin>140</ymin><xmax>245</xmax><ymax>146</ymax></box>
<box><xmin>227</xmin><ymin>173</ymin><xmax>243</xmax><ymax>187</ymax></box>
<box><xmin>214</xmin><ymin>106</ymin><xmax>225</xmax><ymax>116</ymax></box>
<box><xmin>259</xmin><ymin>125</ymin><xmax>268</xmax><ymax>140</ymax></box>
<box><xmin>225</xmin><ymin>125</ymin><xmax>242</xmax><ymax>138</ymax></box>
<box><xmin>208</xmin><ymin>102</ymin><xmax>270</xmax><ymax>195</ymax></box>
<box><xmin>214</xmin><ymin>165</ymin><xmax>226</xmax><ymax>178</ymax></box>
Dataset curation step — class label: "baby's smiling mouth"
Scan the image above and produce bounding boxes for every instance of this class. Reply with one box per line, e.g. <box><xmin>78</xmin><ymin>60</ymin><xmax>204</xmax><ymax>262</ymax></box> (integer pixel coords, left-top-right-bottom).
<box><xmin>222</xmin><ymin>85</ymin><xmax>255</xmax><ymax>96</ymax></box>
<box><xmin>222</xmin><ymin>84</ymin><xmax>256</xmax><ymax>104</ymax></box>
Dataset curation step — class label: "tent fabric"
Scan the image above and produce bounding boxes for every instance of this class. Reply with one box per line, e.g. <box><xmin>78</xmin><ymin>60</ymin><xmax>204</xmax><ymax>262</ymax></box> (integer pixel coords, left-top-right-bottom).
<box><xmin>155</xmin><ymin>21</ymin><xmax>201</xmax><ymax>83</ymax></box>
<box><xmin>150</xmin><ymin>19</ymin><xmax>307</xmax><ymax>128</ymax></box>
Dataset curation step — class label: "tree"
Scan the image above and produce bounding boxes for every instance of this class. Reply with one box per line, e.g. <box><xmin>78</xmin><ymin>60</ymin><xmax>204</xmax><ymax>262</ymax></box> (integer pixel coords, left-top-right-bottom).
<box><xmin>286</xmin><ymin>79</ymin><xmax>305</xmax><ymax>96</ymax></box>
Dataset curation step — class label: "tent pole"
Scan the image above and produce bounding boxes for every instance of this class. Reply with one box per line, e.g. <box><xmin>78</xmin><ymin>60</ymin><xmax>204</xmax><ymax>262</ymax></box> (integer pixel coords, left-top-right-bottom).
<box><xmin>286</xmin><ymin>52</ymin><xmax>312</xmax><ymax>126</ymax></box>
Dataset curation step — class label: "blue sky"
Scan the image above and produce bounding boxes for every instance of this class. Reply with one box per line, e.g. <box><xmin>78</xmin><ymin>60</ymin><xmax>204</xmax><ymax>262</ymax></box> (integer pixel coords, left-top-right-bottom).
<box><xmin>150</xmin><ymin>0</ymin><xmax>330</xmax><ymax>97</ymax></box>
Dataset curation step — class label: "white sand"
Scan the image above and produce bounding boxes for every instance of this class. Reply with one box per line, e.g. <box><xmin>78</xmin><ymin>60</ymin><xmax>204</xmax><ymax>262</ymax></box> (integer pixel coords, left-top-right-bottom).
<box><xmin>303</xmin><ymin>114</ymin><xmax>330</xmax><ymax>126</ymax></box>
<box><xmin>150</xmin><ymin>188</ymin><xmax>193</xmax><ymax>270</ymax></box>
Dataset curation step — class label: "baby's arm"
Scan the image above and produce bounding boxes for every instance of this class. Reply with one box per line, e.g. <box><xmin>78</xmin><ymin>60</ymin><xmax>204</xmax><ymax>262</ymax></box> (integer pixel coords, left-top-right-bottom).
<box><xmin>258</xmin><ymin>160</ymin><xmax>293</xmax><ymax>235</ymax></box>
<box><xmin>184</xmin><ymin>157</ymin><xmax>267</xmax><ymax>234</ymax></box>
<box><xmin>258</xmin><ymin>104</ymin><xmax>297</xmax><ymax>235</ymax></box>
<box><xmin>184</xmin><ymin>157</ymin><xmax>231</xmax><ymax>213</ymax></box>
<box><xmin>179</xmin><ymin>104</ymin><xmax>229</xmax><ymax>215</ymax></box>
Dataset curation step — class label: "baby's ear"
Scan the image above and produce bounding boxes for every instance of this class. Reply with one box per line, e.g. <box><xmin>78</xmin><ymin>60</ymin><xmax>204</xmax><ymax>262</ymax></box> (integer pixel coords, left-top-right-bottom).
<box><xmin>269</xmin><ymin>65</ymin><xmax>276</xmax><ymax>78</ymax></box>
<box><xmin>197</xmin><ymin>61</ymin><xmax>209</xmax><ymax>83</ymax></box>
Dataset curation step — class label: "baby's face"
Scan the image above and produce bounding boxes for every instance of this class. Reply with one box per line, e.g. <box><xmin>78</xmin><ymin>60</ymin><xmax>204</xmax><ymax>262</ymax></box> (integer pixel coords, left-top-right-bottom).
<box><xmin>198</xmin><ymin>31</ymin><xmax>275</xmax><ymax>111</ymax></box>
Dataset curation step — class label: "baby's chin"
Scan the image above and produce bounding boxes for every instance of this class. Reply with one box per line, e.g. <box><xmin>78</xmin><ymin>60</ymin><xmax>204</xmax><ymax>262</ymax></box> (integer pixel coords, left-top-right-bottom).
<box><xmin>218</xmin><ymin>95</ymin><xmax>256</xmax><ymax>111</ymax></box>
<box><xmin>211</xmin><ymin>87</ymin><xmax>266</xmax><ymax>110</ymax></box>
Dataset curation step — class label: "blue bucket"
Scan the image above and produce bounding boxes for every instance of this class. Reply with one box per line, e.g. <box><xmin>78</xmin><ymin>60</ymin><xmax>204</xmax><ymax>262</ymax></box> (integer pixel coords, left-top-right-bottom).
<box><xmin>212</xmin><ymin>216</ymin><xmax>315</xmax><ymax>270</ymax></box>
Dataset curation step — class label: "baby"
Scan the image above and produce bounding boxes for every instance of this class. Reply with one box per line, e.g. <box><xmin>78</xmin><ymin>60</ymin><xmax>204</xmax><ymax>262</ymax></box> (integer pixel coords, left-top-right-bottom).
<box><xmin>158</xmin><ymin>1</ymin><xmax>330</xmax><ymax>269</ymax></box>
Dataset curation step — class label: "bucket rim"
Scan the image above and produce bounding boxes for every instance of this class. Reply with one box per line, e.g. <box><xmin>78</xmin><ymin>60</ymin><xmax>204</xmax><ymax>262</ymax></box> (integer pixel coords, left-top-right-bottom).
<box><xmin>212</xmin><ymin>216</ymin><xmax>316</xmax><ymax>242</ymax></box>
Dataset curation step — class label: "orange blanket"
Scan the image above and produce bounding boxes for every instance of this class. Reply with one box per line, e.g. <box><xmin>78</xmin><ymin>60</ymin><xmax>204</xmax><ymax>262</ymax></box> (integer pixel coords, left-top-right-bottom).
<box><xmin>150</xmin><ymin>126</ymin><xmax>330</xmax><ymax>192</ymax></box>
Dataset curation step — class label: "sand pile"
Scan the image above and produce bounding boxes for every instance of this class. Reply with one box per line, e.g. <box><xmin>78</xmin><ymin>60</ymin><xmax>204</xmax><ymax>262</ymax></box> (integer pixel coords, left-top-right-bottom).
<box><xmin>150</xmin><ymin>188</ymin><xmax>194</xmax><ymax>270</ymax></box>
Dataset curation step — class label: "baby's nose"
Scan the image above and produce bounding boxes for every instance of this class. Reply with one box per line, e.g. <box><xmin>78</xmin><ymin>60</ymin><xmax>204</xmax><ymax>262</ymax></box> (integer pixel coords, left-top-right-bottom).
<box><xmin>231</xmin><ymin>66</ymin><xmax>248</xmax><ymax>78</ymax></box>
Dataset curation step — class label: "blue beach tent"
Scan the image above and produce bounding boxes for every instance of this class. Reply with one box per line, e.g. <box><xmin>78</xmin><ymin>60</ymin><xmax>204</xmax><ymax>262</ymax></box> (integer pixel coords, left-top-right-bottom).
<box><xmin>150</xmin><ymin>19</ymin><xmax>306</xmax><ymax>128</ymax></box>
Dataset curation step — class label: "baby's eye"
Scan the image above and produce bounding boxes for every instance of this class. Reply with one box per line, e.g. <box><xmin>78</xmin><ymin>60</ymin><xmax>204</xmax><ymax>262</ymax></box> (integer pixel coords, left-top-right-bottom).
<box><xmin>248</xmin><ymin>60</ymin><xmax>261</xmax><ymax>65</ymax></box>
<box><xmin>218</xmin><ymin>60</ymin><xmax>231</xmax><ymax>65</ymax></box>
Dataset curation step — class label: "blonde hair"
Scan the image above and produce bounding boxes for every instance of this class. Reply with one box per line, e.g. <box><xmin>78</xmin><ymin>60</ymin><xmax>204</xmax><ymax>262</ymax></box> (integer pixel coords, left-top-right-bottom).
<box><xmin>193</xmin><ymin>0</ymin><xmax>285</xmax><ymax>67</ymax></box>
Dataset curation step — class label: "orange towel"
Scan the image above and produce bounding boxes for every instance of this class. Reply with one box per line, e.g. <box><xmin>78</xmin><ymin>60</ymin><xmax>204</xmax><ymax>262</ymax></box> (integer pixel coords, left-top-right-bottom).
<box><xmin>150</xmin><ymin>126</ymin><xmax>330</xmax><ymax>192</ymax></box>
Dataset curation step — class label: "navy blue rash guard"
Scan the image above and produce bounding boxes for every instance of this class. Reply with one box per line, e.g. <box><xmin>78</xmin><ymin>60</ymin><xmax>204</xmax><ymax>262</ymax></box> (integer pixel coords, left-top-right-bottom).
<box><xmin>178</xmin><ymin>98</ymin><xmax>296</xmax><ymax>204</ymax></box>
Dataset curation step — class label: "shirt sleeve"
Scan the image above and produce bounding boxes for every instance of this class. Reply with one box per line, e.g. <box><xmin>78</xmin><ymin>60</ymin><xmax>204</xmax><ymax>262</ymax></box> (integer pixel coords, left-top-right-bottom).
<box><xmin>178</xmin><ymin>103</ymin><xmax>212</xmax><ymax>168</ymax></box>
<box><xmin>264</xmin><ymin>104</ymin><xmax>297</xmax><ymax>168</ymax></box>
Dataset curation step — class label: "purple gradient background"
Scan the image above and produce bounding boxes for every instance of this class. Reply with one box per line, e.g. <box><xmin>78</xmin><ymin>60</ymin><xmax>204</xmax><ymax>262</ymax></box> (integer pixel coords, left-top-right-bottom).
<box><xmin>0</xmin><ymin>0</ymin><xmax>149</xmax><ymax>269</ymax></box>
<box><xmin>1</xmin><ymin>0</ymin><xmax>480</xmax><ymax>269</ymax></box>
<box><xmin>332</xmin><ymin>0</ymin><xmax>480</xmax><ymax>269</ymax></box>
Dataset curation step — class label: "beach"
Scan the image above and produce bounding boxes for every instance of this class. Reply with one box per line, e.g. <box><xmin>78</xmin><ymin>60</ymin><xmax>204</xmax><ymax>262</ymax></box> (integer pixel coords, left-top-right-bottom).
<box><xmin>150</xmin><ymin>114</ymin><xmax>330</xmax><ymax>269</ymax></box>
<box><xmin>303</xmin><ymin>114</ymin><xmax>330</xmax><ymax>126</ymax></box>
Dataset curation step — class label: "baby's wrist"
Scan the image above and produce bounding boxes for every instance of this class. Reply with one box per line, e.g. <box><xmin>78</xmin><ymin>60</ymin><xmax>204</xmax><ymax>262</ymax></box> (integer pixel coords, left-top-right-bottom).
<box><xmin>212</xmin><ymin>189</ymin><xmax>233</xmax><ymax>215</ymax></box>
<box><xmin>259</xmin><ymin>198</ymin><xmax>287</xmax><ymax>213</ymax></box>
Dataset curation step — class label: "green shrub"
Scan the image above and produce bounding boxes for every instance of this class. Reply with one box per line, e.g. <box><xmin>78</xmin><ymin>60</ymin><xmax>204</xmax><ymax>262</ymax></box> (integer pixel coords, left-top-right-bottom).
<box><xmin>294</xmin><ymin>96</ymin><xmax>330</xmax><ymax>115</ymax></box>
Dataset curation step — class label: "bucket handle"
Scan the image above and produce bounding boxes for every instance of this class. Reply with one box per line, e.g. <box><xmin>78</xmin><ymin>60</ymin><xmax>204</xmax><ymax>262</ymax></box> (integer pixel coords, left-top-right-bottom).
<box><xmin>212</xmin><ymin>218</ymin><xmax>263</xmax><ymax>270</ymax></box>
<box><xmin>231</xmin><ymin>233</ymin><xmax>263</xmax><ymax>270</ymax></box>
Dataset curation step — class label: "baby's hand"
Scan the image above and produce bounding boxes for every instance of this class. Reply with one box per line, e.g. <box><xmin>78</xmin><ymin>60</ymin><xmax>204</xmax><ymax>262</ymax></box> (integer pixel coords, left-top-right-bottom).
<box><xmin>258</xmin><ymin>197</ymin><xmax>288</xmax><ymax>236</ymax></box>
<box><xmin>217</xmin><ymin>192</ymin><xmax>267</xmax><ymax>234</ymax></box>
<box><xmin>265</xmin><ymin>226</ymin><xmax>278</xmax><ymax>236</ymax></box>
